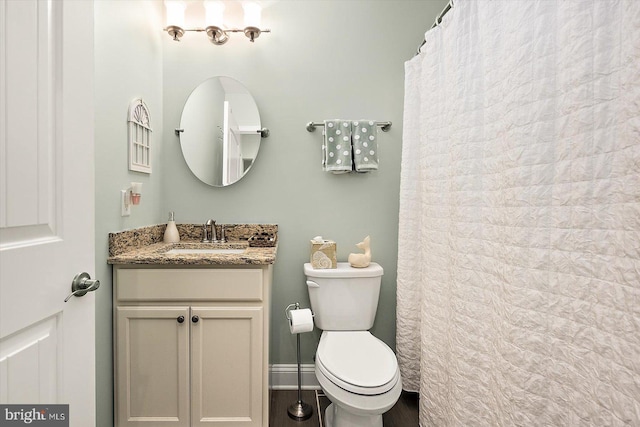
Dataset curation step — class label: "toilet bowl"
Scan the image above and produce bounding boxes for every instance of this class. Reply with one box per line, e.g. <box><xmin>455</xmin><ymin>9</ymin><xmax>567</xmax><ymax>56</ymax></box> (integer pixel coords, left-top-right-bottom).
<box><xmin>315</xmin><ymin>331</ymin><xmax>402</xmax><ymax>427</ymax></box>
<box><xmin>305</xmin><ymin>262</ymin><xmax>402</xmax><ymax>427</ymax></box>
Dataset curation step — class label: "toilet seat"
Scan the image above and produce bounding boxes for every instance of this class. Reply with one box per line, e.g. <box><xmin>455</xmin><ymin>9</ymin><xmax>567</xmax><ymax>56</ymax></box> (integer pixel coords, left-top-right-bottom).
<box><xmin>316</xmin><ymin>331</ymin><xmax>399</xmax><ymax>395</ymax></box>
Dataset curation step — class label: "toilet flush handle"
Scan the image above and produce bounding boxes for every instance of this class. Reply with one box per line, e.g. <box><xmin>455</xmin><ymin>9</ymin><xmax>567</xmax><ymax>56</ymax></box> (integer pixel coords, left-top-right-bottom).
<box><xmin>306</xmin><ymin>280</ymin><xmax>319</xmax><ymax>288</ymax></box>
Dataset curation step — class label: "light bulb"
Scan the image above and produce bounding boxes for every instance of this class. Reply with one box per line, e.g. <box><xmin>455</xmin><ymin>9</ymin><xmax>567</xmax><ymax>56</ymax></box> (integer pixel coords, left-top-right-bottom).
<box><xmin>204</xmin><ymin>1</ymin><xmax>225</xmax><ymax>28</ymax></box>
<box><xmin>164</xmin><ymin>1</ymin><xmax>186</xmax><ymax>41</ymax></box>
<box><xmin>165</xmin><ymin>1</ymin><xmax>186</xmax><ymax>28</ymax></box>
<box><xmin>243</xmin><ymin>2</ymin><xmax>262</xmax><ymax>28</ymax></box>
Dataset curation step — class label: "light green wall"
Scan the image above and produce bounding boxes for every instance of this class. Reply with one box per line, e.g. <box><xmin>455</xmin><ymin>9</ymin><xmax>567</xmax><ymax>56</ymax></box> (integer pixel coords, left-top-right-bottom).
<box><xmin>160</xmin><ymin>0</ymin><xmax>448</xmax><ymax>365</ymax></box>
<box><xmin>94</xmin><ymin>2</ymin><xmax>164</xmax><ymax>427</ymax></box>
<box><xmin>95</xmin><ymin>1</ymin><xmax>447</xmax><ymax>424</ymax></box>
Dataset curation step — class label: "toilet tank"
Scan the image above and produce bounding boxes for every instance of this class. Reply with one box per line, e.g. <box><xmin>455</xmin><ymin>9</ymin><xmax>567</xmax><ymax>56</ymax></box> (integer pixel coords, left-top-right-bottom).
<box><xmin>304</xmin><ymin>262</ymin><xmax>384</xmax><ymax>331</ymax></box>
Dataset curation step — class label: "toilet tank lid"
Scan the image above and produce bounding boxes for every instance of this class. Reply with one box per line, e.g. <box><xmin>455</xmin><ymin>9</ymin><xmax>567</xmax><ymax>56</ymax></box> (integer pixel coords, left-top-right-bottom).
<box><xmin>304</xmin><ymin>262</ymin><xmax>383</xmax><ymax>278</ymax></box>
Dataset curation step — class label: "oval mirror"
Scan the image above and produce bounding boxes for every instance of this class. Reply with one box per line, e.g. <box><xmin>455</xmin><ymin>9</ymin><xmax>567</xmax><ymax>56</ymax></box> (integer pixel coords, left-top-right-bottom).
<box><xmin>179</xmin><ymin>76</ymin><xmax>263</xmax><ymax>187</ymax></box>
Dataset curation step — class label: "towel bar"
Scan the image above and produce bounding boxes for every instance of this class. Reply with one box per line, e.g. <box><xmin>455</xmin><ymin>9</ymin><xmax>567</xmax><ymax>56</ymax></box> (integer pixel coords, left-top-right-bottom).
<box><xmin>306</xmin><ymin>121</ymin><xmax>392</xmax><ymax>133</ymax></box>
<box><xmin>175</xmin><ymin>127</ymin><xmax>270</xmax><ymax>137</ymax></box>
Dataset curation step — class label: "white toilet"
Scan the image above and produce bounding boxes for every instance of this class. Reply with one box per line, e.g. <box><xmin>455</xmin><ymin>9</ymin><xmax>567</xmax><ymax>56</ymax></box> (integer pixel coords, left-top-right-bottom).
<box><xmin>305</xmin><ymin>262</ymin><xmax>402</xmax><ymax>427</ymax></box>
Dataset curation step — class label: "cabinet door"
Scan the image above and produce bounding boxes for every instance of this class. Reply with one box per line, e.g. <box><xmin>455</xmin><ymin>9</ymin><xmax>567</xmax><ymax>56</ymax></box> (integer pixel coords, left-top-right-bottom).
<box><xmin>116</xmin><ymin>306</ymin><xmax>190</xmax><ymax>427</ymax></box>
<box><xmin>191</xmin><ymin>307</ymin><xmax>263</xmax><ymax>427</ymax></box>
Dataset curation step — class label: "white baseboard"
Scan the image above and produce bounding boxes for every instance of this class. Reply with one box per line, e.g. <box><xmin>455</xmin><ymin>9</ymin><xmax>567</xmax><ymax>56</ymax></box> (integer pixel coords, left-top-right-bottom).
<box><xmin>269</xmin><ymin>364</ymin><xmax>321</xmax><ymax>390</ymax></box>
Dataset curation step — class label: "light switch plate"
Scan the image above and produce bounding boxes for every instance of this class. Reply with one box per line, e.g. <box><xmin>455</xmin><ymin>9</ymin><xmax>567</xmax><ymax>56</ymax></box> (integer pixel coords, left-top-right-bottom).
<box><xmin>121</xmin><ymin>190</ymin><xmax>131</xmax><ymax>216</ymax></box>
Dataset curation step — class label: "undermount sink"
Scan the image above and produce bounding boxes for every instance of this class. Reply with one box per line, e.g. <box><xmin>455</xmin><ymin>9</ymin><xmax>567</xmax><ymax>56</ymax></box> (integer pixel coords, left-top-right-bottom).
<box><xmin>165</xmin><ymin>248</ymin><xmax>246</xmax><ymax>255</ymax></box>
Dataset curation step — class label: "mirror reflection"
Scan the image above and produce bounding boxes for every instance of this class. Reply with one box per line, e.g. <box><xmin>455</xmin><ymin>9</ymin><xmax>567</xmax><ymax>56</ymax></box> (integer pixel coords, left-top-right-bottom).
<box><xmin>179</xmin><ymin>76</ymin><xmax>262</xmax><ymax>187</ymax></box>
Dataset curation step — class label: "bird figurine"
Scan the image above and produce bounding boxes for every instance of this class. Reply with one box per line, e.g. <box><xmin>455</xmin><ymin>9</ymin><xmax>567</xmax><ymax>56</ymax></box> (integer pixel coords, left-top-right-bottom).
<box><xmin>348</xmin><ymin>236</ymin><xmax>371</xmax><ymax>268</ymax></box>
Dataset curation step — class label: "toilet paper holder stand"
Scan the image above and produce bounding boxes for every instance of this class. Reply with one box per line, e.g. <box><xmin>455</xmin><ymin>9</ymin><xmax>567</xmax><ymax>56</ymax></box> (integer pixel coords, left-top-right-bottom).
<box><xmin>284</xmin><ymin>302</ymin><xmax>315</xmax><ymax>323</ymax></box>
<box><xmin>285</xmin><ymin>302</ymin><xmax>315</xmax><ymax>421</ymax></box>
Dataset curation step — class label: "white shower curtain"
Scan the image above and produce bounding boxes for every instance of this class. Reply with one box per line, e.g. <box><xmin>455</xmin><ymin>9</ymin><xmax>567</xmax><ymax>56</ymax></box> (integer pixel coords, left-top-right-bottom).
<box><xmin>397</xmin><ymin>0</ymin><xmax>640</xmax><ymax>425</ymax></box>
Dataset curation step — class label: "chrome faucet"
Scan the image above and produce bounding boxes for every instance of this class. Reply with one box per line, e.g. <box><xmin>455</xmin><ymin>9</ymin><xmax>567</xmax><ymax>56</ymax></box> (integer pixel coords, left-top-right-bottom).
<box><xmin>202</xmin><ymin>219</ymin><xmax>216</xmax><ymax>242</ymax></box>
<box><xmin>201</xmin><ymin>219</ymin><xmax>226</xmax><ymax>243</ymax></box>
<box><xmin>209</xmin><ymin>219</ymin><xmax>218</xmax><ymax>242</ymax></box>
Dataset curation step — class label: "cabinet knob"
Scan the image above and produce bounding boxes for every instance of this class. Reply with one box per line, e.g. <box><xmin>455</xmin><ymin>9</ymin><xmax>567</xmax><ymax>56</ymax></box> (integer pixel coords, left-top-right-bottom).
<box><xmin>192</xmin><ymin>315</ymin><xmax>199</xmax><ymax>323</ymax></box>
<box><xmin>177</xmin><ymin>316</ymin><xmax>185</xmax><ymax>323</ymax></box>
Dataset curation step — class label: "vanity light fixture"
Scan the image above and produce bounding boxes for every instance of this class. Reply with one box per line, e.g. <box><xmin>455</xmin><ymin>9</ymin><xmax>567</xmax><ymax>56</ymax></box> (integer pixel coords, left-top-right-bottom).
<box><xmin>164</xmin><ymin>0</ymin><xmax>270</xmax><ymax>44</ymax></box>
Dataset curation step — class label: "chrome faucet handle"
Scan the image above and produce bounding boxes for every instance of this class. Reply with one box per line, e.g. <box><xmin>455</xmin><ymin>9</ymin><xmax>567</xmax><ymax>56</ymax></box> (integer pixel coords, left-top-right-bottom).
<box><xmin>201</xmin><ymin>223</ymin><xmax>211</xmax><ymax>243</ymax></box>
<box><xmin>219</xmin><ymin>225</ymin><xmax>226</xmax><ymax>242</ymax></box>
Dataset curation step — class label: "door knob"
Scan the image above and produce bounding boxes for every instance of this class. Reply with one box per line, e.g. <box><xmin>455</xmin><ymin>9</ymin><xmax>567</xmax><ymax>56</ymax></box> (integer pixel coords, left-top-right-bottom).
<box><xmin>64</xmin><ymin>272</ymin><xmax>100</xmax><ymax>302</ymax></box>
<box><xmin>192</xmin><ymin>315</ymin><xmax>199</xmax><ymax>323</ymax></box>
<box><xmin>177</xmin><ymin>316</ymin><xmax>185</xmax><ymax>323</ymax></box>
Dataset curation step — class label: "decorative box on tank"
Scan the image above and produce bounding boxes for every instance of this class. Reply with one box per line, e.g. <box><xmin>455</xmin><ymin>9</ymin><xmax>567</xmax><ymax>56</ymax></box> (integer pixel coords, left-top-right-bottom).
<box><xmin>310</xmin><ymin>236</ymin><xmax>337</xmax><ymax>269</ymax></box>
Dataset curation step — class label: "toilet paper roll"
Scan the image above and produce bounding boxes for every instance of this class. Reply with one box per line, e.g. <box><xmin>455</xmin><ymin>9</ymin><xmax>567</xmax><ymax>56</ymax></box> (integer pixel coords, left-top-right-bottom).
<box><xmin>289</xmin><ymin>308</ymin><xmax>314</xmax><ymax>334</ymax></box>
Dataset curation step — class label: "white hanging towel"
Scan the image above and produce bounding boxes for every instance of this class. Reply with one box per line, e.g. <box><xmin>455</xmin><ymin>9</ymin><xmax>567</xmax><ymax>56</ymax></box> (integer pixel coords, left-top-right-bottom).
<box><xmin>352</xmin><ymin>120</ymin><xmax>378</xmax><ymax>172</ymax></box>
<box><xmin>322</xmin><ymin>120</ymin><xmax>352</xmax><ymax>173</ymax></box>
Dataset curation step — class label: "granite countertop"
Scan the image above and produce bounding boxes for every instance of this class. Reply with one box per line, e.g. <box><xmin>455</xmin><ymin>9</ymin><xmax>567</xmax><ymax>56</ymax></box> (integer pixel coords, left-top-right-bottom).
<box><xmin>107</xmin><ymin>224</ymin><xmax>278</xmax><ymax>266</ymax></box>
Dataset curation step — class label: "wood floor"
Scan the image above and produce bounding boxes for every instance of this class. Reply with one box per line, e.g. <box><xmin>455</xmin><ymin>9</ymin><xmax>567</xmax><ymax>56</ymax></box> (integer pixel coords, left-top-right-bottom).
<box><xmin>269</xmin><ymin>389</ymin><xmax>419</xmax><ymax>427</ymax></box>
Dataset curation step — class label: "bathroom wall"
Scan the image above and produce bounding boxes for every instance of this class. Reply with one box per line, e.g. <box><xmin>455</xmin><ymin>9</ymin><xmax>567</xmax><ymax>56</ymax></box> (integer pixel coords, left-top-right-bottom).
<box><xmin>161</xmin><ymin>0</ymin><xmax>448</xmax><ymax>365</ymax></box>
<box><xmin>94</xmin><ymin>2</ymin><xmax>164</xmax><ymax>426</ymax></box>
<box><xmin>94</xmin><ymin>2</ymin><xmax>447</xmax><ymax>423</ymax></box>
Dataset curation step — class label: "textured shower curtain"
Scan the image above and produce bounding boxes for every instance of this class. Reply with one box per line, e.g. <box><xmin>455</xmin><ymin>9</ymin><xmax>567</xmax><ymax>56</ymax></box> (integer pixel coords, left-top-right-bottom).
<box><xmin>397</xmin><ymin>0</ymin><xmax>640</xmax><ymax>425</ymax></box>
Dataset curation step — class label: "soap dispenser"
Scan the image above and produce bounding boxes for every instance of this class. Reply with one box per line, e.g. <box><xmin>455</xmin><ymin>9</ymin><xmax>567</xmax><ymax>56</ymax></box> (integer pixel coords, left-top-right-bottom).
<box><xmin>163</xmin><ymin>211</ymin><xmax>180</xmax><ymax>243</ymax></box>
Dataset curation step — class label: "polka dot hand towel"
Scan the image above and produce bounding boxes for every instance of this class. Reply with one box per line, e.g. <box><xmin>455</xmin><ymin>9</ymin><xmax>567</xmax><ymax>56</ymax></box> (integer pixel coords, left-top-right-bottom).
<box><xmin>322</xmin><ymin>119</ymin><xmax>353</xmax><ymax>173</ymax></box>
<box><xmin>352</xmin><ymin>120</ymin><xmax>378</xmax><ymax>172</ymax></box>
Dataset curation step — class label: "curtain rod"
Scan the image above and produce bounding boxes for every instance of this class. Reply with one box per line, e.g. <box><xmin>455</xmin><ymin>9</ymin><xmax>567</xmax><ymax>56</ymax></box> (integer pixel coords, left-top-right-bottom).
<box><xmin>415</xmin><ymin>0</ymin><xmax>454</xmax><ymax>56</ymax></box>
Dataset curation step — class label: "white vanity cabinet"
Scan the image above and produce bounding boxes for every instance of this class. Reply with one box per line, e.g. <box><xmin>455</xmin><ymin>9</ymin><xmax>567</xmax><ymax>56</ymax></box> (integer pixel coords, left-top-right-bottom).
<box><xmin>113</xmin><ymin>265</ymin><xmax>272</xmax><ymax>427</ymax></box>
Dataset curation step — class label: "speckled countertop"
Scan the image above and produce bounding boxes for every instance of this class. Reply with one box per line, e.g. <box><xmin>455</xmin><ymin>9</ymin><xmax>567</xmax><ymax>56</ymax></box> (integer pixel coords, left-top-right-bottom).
<box><xmin>108</xmin><ymin>224</ymin><xmax>278</xmax><ymax>266</ymax></box>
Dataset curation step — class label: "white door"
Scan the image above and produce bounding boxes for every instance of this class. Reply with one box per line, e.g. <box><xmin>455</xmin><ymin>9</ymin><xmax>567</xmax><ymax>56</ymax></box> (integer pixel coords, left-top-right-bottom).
<box><xmin>222</xmin><ymin>102</ymin><xmax>243</xmax><ymax>186</ymax></box>
<box><xmin>0</xmin><ymin>0</ymin><xmax>95</xmax><ymax>425</ymax></box>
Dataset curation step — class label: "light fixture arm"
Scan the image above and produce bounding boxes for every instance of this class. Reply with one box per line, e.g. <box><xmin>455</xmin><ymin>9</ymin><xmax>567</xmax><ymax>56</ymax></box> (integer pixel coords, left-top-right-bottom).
<box><xmin>164</xmin><ymin>26</ymin><xmax>270</xmax><ymax>43</ymax></box>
